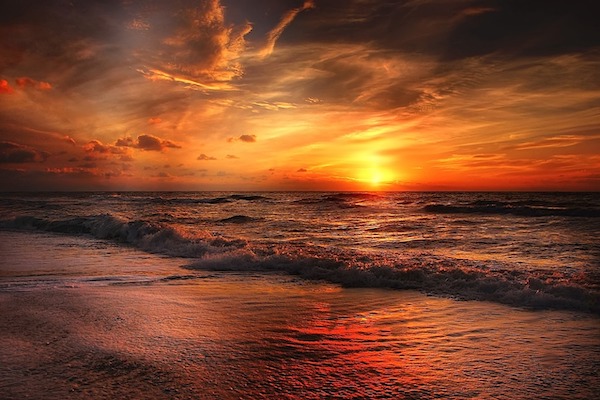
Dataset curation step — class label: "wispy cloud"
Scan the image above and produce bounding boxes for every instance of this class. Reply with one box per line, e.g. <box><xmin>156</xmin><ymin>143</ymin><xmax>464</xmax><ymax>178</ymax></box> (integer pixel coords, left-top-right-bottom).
<box><xmin>260</xmin><ymin>0</ymin><xmax>315</xmax><ymax>58</ymax></box>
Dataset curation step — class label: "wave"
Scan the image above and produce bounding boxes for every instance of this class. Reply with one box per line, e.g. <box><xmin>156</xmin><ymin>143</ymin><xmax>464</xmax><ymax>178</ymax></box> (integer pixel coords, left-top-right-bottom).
<box><xmin>424</xmin><ymin>202</ymin><xmax>600</xmax><ymax>218</ymax></box>
<box><xmin>218</xmin><ymin>215</ymin><xmax>261</xmax><ymax>224</ymax></box>
<box><xmin>1</xmin><ymin>214</ymin><xmax>598</xmax><ymax>314</ymax></box>
<box><xmin>293</xmin><ymin>193</ymin><xmax>381</xmax><ymax>208</ymax></box>
<box><xmin>0</xmin><ymin>214</ymin><xmax>246</xmax><ymax>258</ymax></box>
<box><xmin>185</xmin><ymin>247</ymin><xmax>599</xmax><ymax>315</ymax></box>
<box><xmin>95</xmin><ymin>193</ymin><xmax>272</xmax><ymax>205</ymax></box>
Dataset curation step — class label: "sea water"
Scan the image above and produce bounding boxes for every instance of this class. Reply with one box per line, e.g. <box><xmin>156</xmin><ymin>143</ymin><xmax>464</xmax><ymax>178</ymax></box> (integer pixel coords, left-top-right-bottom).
<box><xmin>0</xmin><ymin>192</ymin><xmax>599</xmax><ymax>398</ymax></box>
<box><xmin>1</xmin><ymin>191</ymin><xmax>598</xmax><ymax>312</ymax></box>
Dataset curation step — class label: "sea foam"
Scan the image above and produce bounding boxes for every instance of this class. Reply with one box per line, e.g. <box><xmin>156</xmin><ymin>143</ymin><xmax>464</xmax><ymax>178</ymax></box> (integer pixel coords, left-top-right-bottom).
<box><xmin>2</xmin><ymin>212</ymin><xmax>598</xmax><ymax>314</ymax></box>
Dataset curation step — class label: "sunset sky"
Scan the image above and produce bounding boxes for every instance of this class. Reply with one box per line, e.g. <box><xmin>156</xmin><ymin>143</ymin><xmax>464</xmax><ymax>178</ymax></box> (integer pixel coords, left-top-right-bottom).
<box><xmin>1</xmin><ymin>0</ymin><xmax>599</xmax><ymax>191</ymax></box>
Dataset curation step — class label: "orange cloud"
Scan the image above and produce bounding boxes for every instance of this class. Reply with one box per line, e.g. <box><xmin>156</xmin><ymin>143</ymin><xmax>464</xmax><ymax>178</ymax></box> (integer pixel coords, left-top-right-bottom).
<box><xmin>137</xmin><ymin>68</ymin><xmax>236</xmax><ymax>92</ymax></box>
<box><xmin>197</xmin><ymin>154</ymin><xmax>217</xmax><ymax>161</ymax></box>
<box><xmin>16</xmin><ymin>77</ymin><xmax>52</xmax><ymax>90</ymax></box>
<box><xmin>227</xmin><ymin>134</ymin><xmax>257</xmax><ymax>143</ymax></box>
<box><xmin>0</xmin><ymin>79</ymin><xmax>14</xmax><ymax>94</ymax></box>
<box><xmin>84</xmin><ymin>140</ymin><xmax>127</xmax><ymax>154</ymax></box>
<box><xmin>115</xmin><ymin>135</ymin><xmax>181</xmax><ymax>151</ymax></box>
<box><xmin>260</xmin><ymin>0</ymin><xmax>316</xmax><ymax>58</ymax></box>
<box><xmin>63</xmin><ymin>136</ymin><xmax>77</xmax><ymax>145</ymax></box>
<box><xmin>141</xmin><ymin>0</ymin><xmax>253</xmax><ymax>88</ymax></box>
<box><xmin>148</xmin><ymin>117</ymin><xmax>162</xmax><ymax>125</ymax></box>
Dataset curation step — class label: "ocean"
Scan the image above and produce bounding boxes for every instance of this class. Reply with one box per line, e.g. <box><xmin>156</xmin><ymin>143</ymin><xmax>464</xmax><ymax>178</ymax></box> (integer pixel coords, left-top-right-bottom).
<box><xmin>1</xmin><ymin>191</ymin><xmax>599</xmax><ymax>398</ymax></box>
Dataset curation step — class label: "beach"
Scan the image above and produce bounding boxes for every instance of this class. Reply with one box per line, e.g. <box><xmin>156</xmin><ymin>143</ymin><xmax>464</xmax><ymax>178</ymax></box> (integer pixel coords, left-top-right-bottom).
<box><xmin>1</xmin><ymin>230</ymin><xmax>599</xmax><ymax>399</ymax></box>
<box><xmin>2</xmin><ymin>0</ymin><xmax>599</xmax><ymax>397</ymax></box>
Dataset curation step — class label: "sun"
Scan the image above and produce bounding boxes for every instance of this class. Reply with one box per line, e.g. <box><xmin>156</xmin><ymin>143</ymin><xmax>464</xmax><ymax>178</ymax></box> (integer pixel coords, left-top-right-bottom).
<box><xmin>356</xmin><ymin>166</ymin><xmax>395</xmax><ymax>189</ymax></box>
<box><xmin>370</xmin><ymin>171</ymin><xmax>382</xmax><ymax>186</ymax></box>
<box><xmin>351</xmin><ymin>153</ymin><xmax>398</xmax><ymax>190</ymax></box>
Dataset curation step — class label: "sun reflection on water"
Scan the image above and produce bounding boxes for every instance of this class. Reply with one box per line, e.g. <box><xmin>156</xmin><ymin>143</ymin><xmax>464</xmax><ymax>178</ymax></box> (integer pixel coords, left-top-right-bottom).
<box><xmin>2</xmin><ymin>272</ymin><xmax>599</xmax><ymax>399</ymax></box>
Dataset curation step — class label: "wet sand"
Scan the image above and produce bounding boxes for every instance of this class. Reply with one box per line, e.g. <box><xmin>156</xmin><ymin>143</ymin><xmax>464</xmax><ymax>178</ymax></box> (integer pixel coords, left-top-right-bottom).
<box><xmin>1</xmin><ymin>232</ymin><xmax>599</xmax><ymax>399</ymax></box>
<box><xmin>2</xmin><ymin>278</ymin><xmax>600</xmax><ymax>399</ymax></box>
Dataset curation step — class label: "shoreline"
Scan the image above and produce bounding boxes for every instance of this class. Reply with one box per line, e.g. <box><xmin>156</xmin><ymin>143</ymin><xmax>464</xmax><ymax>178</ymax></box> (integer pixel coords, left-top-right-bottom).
<box><xmin>2</xmin><ymin>277</ymin><xmax>600</xmax><ymax>398</ymax></box>
<box><xmin>1</xmin><ymin>230</ymin><xmax>599</xmax><ymax>398</ymax></box>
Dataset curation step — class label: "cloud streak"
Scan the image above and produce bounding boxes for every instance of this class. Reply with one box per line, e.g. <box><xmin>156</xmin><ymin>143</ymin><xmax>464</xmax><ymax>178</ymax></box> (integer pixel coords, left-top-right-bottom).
<box><xmin>260</xmin><ymin>0</ymin><xmax>315</xmax><ymax>58</ymax></box>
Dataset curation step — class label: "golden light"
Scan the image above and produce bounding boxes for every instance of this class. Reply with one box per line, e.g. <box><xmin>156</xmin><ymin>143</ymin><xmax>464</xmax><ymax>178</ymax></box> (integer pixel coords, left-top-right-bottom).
<box><xmin>354</xmin><ymin>154</ymin><xmax>396</xmax><ymax>189</ymax></box>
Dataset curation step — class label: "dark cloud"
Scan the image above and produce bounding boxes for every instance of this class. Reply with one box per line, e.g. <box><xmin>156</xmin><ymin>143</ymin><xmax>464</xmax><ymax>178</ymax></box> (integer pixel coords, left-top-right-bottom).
<box><xmin>0</xmin><ymin>141</ymin><xmax>48</xmax><ymax>163</ymax></box>
<box><xmin>227</xmin><ymin>134</ymin><xmax>257</xmax><ymax>143</ymax></box>
<box><xmin>441</xmin><ymin>0</ymin><xmax>600</xmax><ymax>60</ymax></box>
<box><xmin>0</xmin><ymin>167</ymin><xmax>108</xmax><ymax>191</ymax></box>
<box><xmin>79</xmin><ymin>162</ymin><xmax>98</xmax><ymax>169</ymax></box>
<box><xmin>197</xmin><ymin>154</ymin><xmax>217</xmax><ymax>161</ymax></box>
<box><xmin>137</xmin><ymin>134</ymin><xmax>180</xmax><ymax>151</ymax></box>
<box><xmin>0</xmin><ymin>0</ymin><xmax>122</xmax><ymax>84</ymax></box>
<box><xmin>226</xmin><ymin>154</ymin><xmax>239</xmax><ymax>159</ymax></box>
<box><xmin>115</xmin><ymin>135</ymin><xmax>181</xmax><ymax>151</ymax></box>
<box><xmin>0</xmin><ymin>0</ymin><xmax>250</xmax><ymax>96</ymax></box>
<box><xmin>281</xmin><ymin>0</ymin><xmax>599</xmax><ymax>59</ymax></box>
<box><xmin>84</xmin><ymin>140</ymin><xmax>127</xmax><ymax>155</ymax></box>
<box><xmin>239</xmin><ymin>134</ymin><xmax>257</xmax><ymax>143</ymax></box>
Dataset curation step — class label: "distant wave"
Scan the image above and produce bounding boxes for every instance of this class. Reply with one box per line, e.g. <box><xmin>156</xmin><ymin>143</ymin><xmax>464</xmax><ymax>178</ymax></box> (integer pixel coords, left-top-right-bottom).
<box><xmin>294</xmin><ymin>193</ymin><xmax>381</xmax><ymax>208</ymax></box>
<box><xmin>218</xmin><ymin>215</ymin><xmax>261</xmax><ymax>224</ymax></box>
<box><xmin>196</xmin><ymin>194</ymin><xmax>271</xmax><ymax>204</ymax></box>
<box><xmin>424</xmin><ymin>202</ymin><xmax>600</xmax><ymax>218</ymax></box>
<box><xmin>1</xmin><ymin>214</ymin><xmax>598</xmax><ymax>314</ymax></box>
<box><xmin>110</xmin><ymin>194</ymin><xmax>272</xmax><ymax>205</ymax></box>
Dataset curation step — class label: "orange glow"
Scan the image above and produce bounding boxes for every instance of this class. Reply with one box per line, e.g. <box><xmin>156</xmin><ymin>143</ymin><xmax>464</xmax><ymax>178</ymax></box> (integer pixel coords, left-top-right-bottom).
<box><xmin>348</xmin><ymin>152</ymin><xmax>398</xmax><ymax>190</ymax></box>
<box><xmin>0</xmin><ymin>1</ymin><xmax>598</xmax><ymax>191</ymax></box>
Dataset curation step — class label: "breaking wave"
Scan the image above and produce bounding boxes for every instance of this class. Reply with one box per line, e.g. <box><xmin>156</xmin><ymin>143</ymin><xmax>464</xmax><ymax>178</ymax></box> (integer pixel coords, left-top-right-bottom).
<box><xmin>186</xmin><ymin>247</ymin><xmax>599</xmax><ymax>314</ymax></box>
<box><xmin>1</xmin><ymin>213</ymin><xmax>598</xmax><ymax>314</ymax></box>
<box><xmin>0</xmin><ymin>214</ymin><xmax>246</xmax><ymax>258</ymax></box>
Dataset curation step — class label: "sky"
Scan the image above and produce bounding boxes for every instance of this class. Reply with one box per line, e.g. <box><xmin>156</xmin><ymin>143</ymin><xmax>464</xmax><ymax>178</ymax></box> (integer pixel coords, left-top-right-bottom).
<box><xmin>0</xmin><ymin>0</ymin><xmax>599</xmax><ymax>191</ymax></box>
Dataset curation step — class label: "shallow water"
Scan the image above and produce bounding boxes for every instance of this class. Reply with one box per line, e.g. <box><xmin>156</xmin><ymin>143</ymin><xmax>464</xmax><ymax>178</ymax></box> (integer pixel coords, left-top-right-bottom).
<box><xmin>1</xmin><ymin>231</ymin><xmax>599</xmax><ymax>399</ymax></box>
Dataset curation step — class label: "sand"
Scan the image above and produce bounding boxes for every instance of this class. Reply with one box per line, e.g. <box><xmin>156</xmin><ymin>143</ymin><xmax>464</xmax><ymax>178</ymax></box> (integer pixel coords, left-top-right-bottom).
<box><xmin>1</xmin><ymin>232</ymin><xmax>599</xmax><ymax>399</ymax></box>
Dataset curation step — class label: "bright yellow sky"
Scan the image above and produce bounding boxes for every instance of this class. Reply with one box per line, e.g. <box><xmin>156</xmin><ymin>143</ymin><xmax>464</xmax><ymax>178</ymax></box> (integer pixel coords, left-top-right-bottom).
<box><xmin>1</xmin><ymin>0</ymin><xmax>599</xmax><ymax>191</ymax></box>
